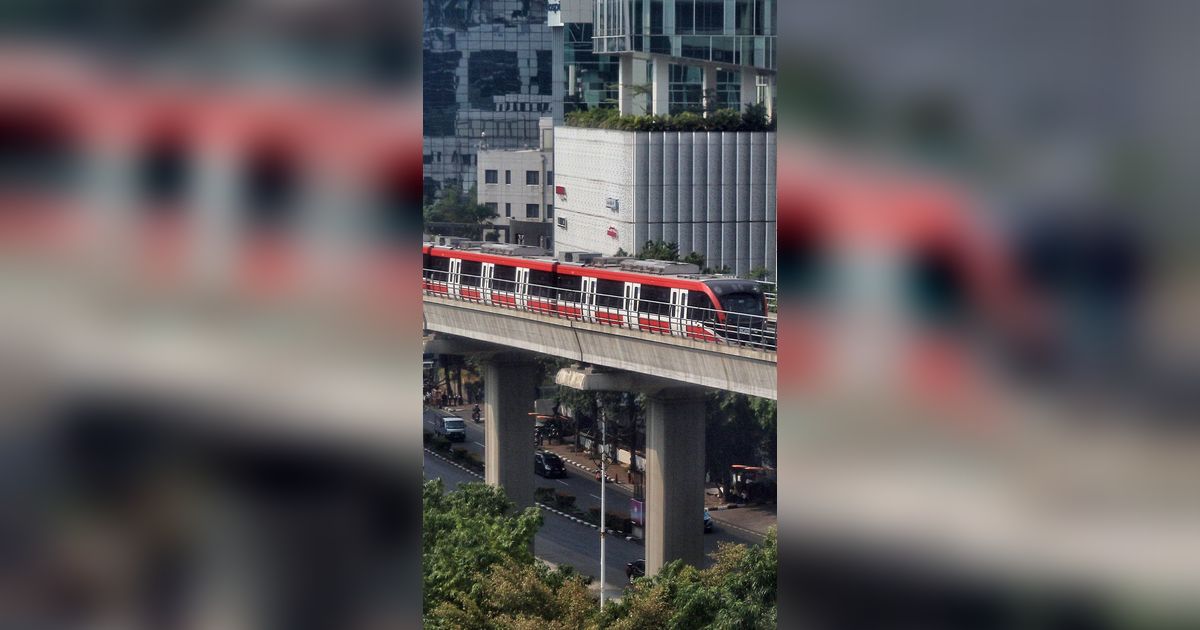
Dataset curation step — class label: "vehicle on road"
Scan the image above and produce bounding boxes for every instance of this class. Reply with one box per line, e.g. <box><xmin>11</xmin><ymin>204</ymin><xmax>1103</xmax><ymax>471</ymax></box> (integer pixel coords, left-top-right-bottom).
<box><xmin>534</xmin><ymin>451</ymin><xmax>566</xmax><ymax>478</ymax></box>
<box><xmin>435</xmin><ymin>416</ymin><xmax>467</xmax><ymax>442</ymax></box>
<box><xmin>625</xmin><ymin>559</ymin><xmax>645</xmax><ymax>583</ymax></box>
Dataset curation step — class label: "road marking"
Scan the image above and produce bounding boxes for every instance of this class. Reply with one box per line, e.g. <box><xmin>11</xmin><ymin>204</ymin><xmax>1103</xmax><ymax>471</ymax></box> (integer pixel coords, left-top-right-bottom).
<box><xmin>590</xmin><ymin>494</ymin><xmax>602</xmax><ymax>500</ymax></box>
<box><xmin>474</xmin><ymin>441</ymin><xmax>485</xmax><ymax>447</ymax></box>
<box><xmin>556</xmin><ymin>480</ymin><xmax>569</xmax><ymax>486</ymax></box>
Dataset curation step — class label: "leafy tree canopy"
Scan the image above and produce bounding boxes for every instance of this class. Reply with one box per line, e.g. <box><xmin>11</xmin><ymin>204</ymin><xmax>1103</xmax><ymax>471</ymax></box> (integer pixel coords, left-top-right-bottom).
<box><xmin>602</xmin><ymin>528</ymin><xmax>778</xmax><ymax>630</ymax></box>
<box><xmin>422</xmin><ymin>480</ymin><xmax>543</xmax><ymax>616</ymax></box>
<box><xmin>424</xmin><ymin>184</ymin><xmax>496</xmax><ymax>226</ymax></box>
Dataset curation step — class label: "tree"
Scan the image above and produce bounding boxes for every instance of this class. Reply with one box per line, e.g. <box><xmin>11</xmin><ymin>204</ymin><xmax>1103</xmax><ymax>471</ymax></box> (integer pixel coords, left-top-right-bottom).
<box><xmin>744</xmin><ymin>266</ymin><xmax>771</xmax><ymax>281</ymax></box>
<box><xmin>422</xmin><ymin>480</ymin><xmax>543</xmax><ymax>615</ymax></box>
<box><xmin>614</xmin><ymin>247</ymin><xmax>629</xmax><ymax>257</ymax></box>
<box><xmin>427</xmin><ymin>559</ymin><xmax>599</xmax><ymax>630</ymax></box>
<box><xmin>638</xmin><ymin>240</ymin><xmax>680</xmax><ymax>261</ymax></box>
<box><xmin>601</xmin><ymin>528</ymin><xmax>778</xmax><ymax>629</ymax></box>
<box><xmin>704</xmin><ymin>392</ymin><xmax>770</xmax><ymax>486</ymax></box>
<box><xmin>424</xmin><ymin>184</ymin><xmax>496</xmax><ymax>238</ymax></box>
<box><xmin>682</xmin><ymin>251</ymin><xmax>706</xmax><ymax>268</ymax></box>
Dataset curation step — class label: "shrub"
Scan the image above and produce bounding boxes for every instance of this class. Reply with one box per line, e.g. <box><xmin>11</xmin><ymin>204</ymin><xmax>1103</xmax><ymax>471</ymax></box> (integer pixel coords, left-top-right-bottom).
<box><xmin>431</xmin><ymin>435</ymin><xmax>452</xmax><ymax>453</ymax></box>
<box><xmin>705</xmin><ymin>108</ymin><xmax>743</xmax><ymax>132</ymax></box>
<box><xmin>451</xmin><ymin>447</ymin><xmax>469</xmax><ymax>461</ymax></box>
<box><xmin>423</xmin><ymin>431</ymin><xmax>433</xmax><ymax>444</ymax></box>
<box><xmin>673</xmin><ymin>111</ymin><xmax>705</xmax><ymax>131</ymax></box>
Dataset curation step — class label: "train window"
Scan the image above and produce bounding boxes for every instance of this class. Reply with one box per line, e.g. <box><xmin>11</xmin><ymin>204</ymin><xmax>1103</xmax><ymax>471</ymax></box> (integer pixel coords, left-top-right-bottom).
<box><xmin>596</xmin><ymin>279</ymin><xmax>624</xmax><ymax>309</ymax></box>
<box><xmin>529</xmin><ymin>270</ymin><xmax>553</xmax><ymax>298</ymax></box>
<box><xmin>461</xmin><ymin>260</ymin><xmax>482</xmax><ymax>287</ymax></box>
<box><xmin>556</xmin><ymin>274</ymin><xmax>581</xmax><ymax>302</ymax></box>
<box><xmin>493</xmin><ymin>264</ymin><xmax>516</xmax><ymax>292</ymax></box>
<box><xmin>243</xmin><ymin>143</ymin><xmax>298</xmax><ymax>230</ymax></box>
<box><xmin>429</xmin><ymin>256</ymin><xmax>450</xmax><ymax>274</ymax></box>
<box><xmin>688</xmin><ymin>291</ymin><xmax>715</xmax><ymax>320</ymax></box>
<box><xmin>639</xmin><ymin>285</ymin><xmax>670</xmax><ymax>315</ymax></box>
<box><xmin>906</xmin><ymin>247</ymin><xmax>968</xmax><ymax>325</ymax></box>
<box><xmin>139</xmin><ymin>134</ymin><xmax>189</xmax><ymax>209</ymax></box>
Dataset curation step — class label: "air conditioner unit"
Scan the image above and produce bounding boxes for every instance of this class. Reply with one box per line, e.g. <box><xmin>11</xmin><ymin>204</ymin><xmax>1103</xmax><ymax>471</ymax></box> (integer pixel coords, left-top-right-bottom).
<box><xmin>558</xmin><ymin>251</ymin><xmax>601</xmax><ymax>263</ymax></box>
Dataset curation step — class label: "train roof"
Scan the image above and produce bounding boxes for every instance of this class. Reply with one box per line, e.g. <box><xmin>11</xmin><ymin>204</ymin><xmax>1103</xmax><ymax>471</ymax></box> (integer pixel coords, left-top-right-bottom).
<box><xmin>425</xmin><ymin>241</ymin><xmax>760</xmax><ymax>288</ymax></box>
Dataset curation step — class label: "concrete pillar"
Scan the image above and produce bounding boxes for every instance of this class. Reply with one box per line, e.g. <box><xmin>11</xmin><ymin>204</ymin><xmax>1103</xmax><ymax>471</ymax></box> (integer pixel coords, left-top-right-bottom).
<box><xmin>652</xmin><ymin>58</ymin><xmax>670</xmax><ymax>116</ymax></box>
<box><xmin>644</xmin><ymin>388</ymin><xmax>707</xmax><ymax>575</ymax></box>
<box><xmin>740</xmin><ymin>70</ymin><xmax>758</xmax><ymax>112</ymax></box>
<box><xmin>483</xmin><ymin>356</ymin><xmax>540</xmax><ymax>509</ymax></box>
<box><xmin>702</xmin><ymin>64</ymin><xmax>718</xmax><ymax>115</ymax></box>
<box><xmin>618</xmin><ymin>56</ymin><xmax>634</xmax><ymax>115</ymax></box>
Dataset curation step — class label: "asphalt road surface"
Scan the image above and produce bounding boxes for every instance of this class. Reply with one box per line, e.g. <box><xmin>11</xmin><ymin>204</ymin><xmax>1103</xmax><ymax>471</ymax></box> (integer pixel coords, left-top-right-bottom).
<box><xmin>423</xmin><ymin>407</ymin><xmax>766</xmax><ymax>598</ymax></box>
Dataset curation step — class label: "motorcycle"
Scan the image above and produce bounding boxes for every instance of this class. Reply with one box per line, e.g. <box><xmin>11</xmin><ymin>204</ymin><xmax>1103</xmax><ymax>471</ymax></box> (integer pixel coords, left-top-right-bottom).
<box><xmin>472</xmin><ymin>406</ymin><xmax>482</xmax><ymax>423</ymax></box>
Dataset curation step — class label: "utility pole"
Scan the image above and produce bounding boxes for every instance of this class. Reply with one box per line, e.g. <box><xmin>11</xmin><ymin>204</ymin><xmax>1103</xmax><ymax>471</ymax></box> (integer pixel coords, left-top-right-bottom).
<box><xmin>599</xmin><ymin>409</ymin><xmax>608</xmax><ymax>610</ymax></box>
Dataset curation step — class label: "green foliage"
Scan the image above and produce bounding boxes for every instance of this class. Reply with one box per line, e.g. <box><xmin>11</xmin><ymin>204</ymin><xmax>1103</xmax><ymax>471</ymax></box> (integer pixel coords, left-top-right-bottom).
<box><xmin>422</xmin><ymin>480</ymin><xmax>543</xmax><ymax>615</ymax></box>
<box><xmin>682</xmin><ymin>251</ymin><xmax>706</xmax><ymax>268</ymax></box>
<box><xmin>744</xmin><ymin>266</ymin><xmax>771</xmax><ymax>281</ymax></box>
<box><xmin>705</xmin><ymin>392</ymin><xmax>777</xmax><ymax>483</ymax></box>
<box><xmin>638</xmin><ymin>239</ymin><xmax>680</xmax><ymax>261</ymax></box>
<box><xmin>427</xmin><ymin>558</ymin><xmax>599</xmax><ymax>630</ymax></box>
<box><xmin>614</xmin><ymin>247</ymin><xmax>629</xmax><ymax>257</ymax></box>
<box><xmin>602</xmin><ymin>528</ymin><xmax>778</xmax><ymax>629</ymax></box>
<box><xmin>424</xmin><ymin>184</ymin><xmax>492</xmax><ymax>223</ymax></box>
<box><xmin>566</xmin><ymin>107</ymin><xmax>775</xmax><ymax>133</ymax></box>
<box><xmin>742</xmin><ymin>102</ymin><xmax>771</xmax><ymax>132</ymax></box>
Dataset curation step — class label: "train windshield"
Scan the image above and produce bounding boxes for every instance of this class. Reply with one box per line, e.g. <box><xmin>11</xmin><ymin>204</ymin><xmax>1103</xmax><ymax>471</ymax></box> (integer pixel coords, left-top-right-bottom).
<box><xmin>721</xmin><ymin>292</ymin><xmax>764</xmax><ymax>317</ymax></box>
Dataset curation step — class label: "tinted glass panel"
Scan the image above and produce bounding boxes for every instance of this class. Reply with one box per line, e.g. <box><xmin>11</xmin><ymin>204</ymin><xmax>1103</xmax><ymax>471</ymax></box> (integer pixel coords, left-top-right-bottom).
<box><xmin>720</xmin><ymin>292</ymin><xmax>764</xmax><ymax>316</ymax></box>
<box><xmin>596</xmin><ymin>279</ymin><xmax>624</xmax><ymax>308</ymax></box>
<box><xmin>640</xmin><ymin>285</ymin><xmax>670</xmax><ymax>314</ymax></box>
<box><xmin>461</xmin><ymin>260</ymin><xmax>482</xmax><ymax>287</ymax></box>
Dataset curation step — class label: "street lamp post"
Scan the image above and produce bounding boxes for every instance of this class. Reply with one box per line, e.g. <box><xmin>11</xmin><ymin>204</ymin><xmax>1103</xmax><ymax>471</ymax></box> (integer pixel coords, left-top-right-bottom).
<box><xmin>598</xmin><ymin>410</ymin><xmax>608</xmax><ymax>610</ymax></box>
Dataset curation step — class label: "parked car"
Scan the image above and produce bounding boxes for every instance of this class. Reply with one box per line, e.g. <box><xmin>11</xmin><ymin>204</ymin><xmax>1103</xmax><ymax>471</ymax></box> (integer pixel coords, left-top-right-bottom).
<box><xmin>534</xmin><ymin>451</ymin><xmax>566</xmax><ymax>478</ymax></box>
<box><xmin>435</xmin><ymin>416</ymin><xmax>467</xmax><ymax>442</ymax></box>
<box><xmin>704</xmin><ymin>508</ymin><xmax>714</xmax><ymax>533</ymax></box>
<box><xmin>625</xmin><ymin>559</ymin><xmax>645</xmax><ymax>583</ymax></box>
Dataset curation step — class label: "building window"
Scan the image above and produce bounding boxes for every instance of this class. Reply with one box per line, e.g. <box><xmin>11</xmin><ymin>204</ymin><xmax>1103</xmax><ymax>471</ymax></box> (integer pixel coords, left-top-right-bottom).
<box><xmin>505</xmin><ymin>170</ymin><xmax>512</xmax><ymax>184</ymax></box>
<box><xmin>557</xmin><ymin>217</ymin><xmax>568</xmax><ymax>229</ymax></box>
<box><xmin>547</xmin><ymin>171</ymin><xmax>554</xmax><ymax>186</ymax></box>
<box><xmin>526</xmin><ymin>170</ymin><xmax>540</xmax><ymax>185</ymax></box>
<box><xmin>485</xmin><ymin>202</ymin><xmax>498</xmax><ymax>215</ymax></box>
<box><xmin>526</xmin><ymin>204</ymin><xmax>539</xmax><ymax>218</ymax></box>
<box><xmin>423</xmin><ymin>154</ymin><xmax>433</xmax><ymax>165</ymax></box>
<box><xmin>505</xmin><ymin>203</ymin><xmax>511</xmax><ymax>217</ymax></box>
<box><xmin>546</xmin><ymin>205</ymin><xmax>554</xmax><ymax>218</ymax></box>
<box><xmin>485</xmin><ymin>169</ymin><xmax>498</xmax><ymax>184</ymax></box>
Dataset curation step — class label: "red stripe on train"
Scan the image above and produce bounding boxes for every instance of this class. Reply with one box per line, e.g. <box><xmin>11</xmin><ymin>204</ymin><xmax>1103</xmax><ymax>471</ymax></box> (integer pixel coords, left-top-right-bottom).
<box><xmin>596</xmin><ymin>312</ymin><xmax>623</xmax><ymax>326</ymax></box>
<box><xmin>461</xmin><ymin>287</ymin><xmax>481</xmax><ymax>299</ymax></box>
<box><xmin>638</xmin><ymin>318</ymin><xmax>671</xmax><ymax>333</ymax></box>
<box><xmin>491</xmin><ymin>294</ymin><xmax>517</xmax><ymax>306</ymax></box>
<box><xmin>686</xmin><ymin>325</ymin><xmax>717</xmax><ymax>342</ymax></box>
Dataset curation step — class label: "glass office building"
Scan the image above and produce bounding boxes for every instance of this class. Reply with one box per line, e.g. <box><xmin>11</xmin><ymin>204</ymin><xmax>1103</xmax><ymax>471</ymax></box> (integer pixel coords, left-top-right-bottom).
<box><xmin>423</xmin><ymin>1</ymin><xmax>558</xmax><ymax>201</ymax></box>
<box><xmin>592</xmin><ymin>0</ymin><xmax>776</xmax><ymax>71</ymax></box>
<box><xmin>563</xmin><ymin>22</ymin><xmax>621</xmax><ymax>114</ymax></box>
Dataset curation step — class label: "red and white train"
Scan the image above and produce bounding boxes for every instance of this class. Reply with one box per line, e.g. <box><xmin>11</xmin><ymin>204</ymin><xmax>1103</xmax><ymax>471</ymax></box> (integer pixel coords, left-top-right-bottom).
<box><xmin>422</xmin><ymin>242</ymin><xmax>774</xmax><ymax>350</ymax></box>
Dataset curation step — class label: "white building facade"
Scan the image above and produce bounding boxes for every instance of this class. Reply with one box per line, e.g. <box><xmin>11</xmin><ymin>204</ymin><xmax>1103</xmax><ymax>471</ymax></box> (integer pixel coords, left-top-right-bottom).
<box><xmin>477</xmin><ymin>118</ymin><xmax>557</xmax><ymax>246</ymax></box>
<box><xmin>553</xmin><ymin>125</ymin><xmax>776</xmax><ymax>277</ymax></box>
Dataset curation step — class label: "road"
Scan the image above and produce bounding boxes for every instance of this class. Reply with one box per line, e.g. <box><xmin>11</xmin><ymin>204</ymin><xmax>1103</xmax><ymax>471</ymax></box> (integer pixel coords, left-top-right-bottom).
<box><xmin>422</xmin><ymin>407</ymin><xmax>766</xmax><ymax>598</ymax></box>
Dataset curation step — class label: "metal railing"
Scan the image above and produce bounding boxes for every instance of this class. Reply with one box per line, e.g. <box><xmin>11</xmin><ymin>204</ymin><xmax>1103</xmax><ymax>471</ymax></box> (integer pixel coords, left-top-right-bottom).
<box><xmin>423</xmin><ymin>268</ymin><xmax>777</xmax><ymax>352</ymax></box>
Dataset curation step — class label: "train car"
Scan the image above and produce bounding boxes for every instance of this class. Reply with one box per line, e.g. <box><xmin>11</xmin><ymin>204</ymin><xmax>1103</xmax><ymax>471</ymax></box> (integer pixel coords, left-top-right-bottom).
<box><xmin>422</xmin><ymin>242</ymin><xmax>774</xmax><ymax>350</ymax></box>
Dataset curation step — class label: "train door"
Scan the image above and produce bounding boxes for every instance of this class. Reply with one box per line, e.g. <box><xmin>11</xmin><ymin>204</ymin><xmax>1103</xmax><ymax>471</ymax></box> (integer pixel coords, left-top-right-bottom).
<box><xmin>623</xmin><ymin>282</ymin><xmax>640</xmax><ymax>329</ymax></box>
<box><xmin>581</xmin><ymin>276</ymin><xmax>598</xmax><ymax>321</ymax></box>
<box><xmin>670</xmin><ymin>288</ymin><xmax>688</xmax><ymax>336</ymax></box>
<box><xmin>481</xmin><ymin>262</ymin><xmax>494</xmax><ymax>303</ymax></box>
<box><xmin>515</xmin><ymin>267</ymin><xmax>530</xmax><ymax>309</ymax></box>
<box><xmin>448</xmin><ymin>258</ymin><xmax>462</xmax><ymax>298</ymax></box>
